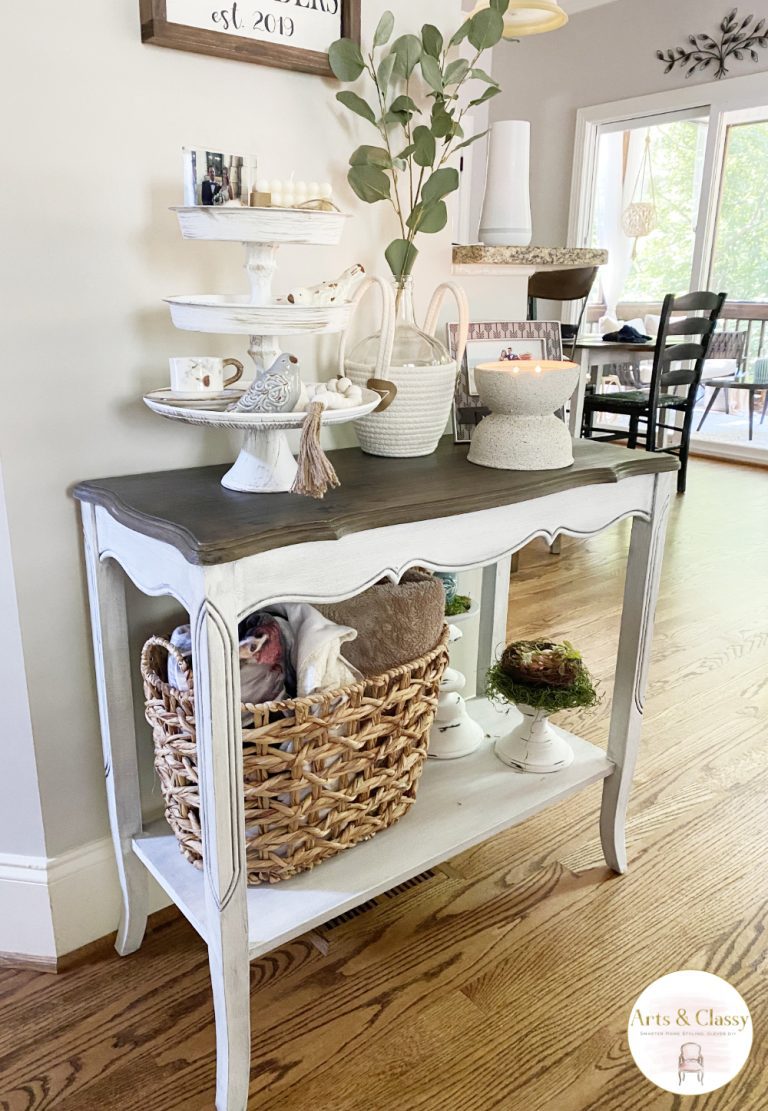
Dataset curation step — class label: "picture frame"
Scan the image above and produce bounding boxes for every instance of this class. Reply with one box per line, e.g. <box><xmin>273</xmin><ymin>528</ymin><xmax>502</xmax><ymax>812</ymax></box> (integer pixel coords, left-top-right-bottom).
<box><xmin>139</xmin><ymin>0</ymin><xmax>361</xmax><ymax>77</ymax></box>
<box><xmin>447</xmin><ymin>320</ymin><xmax>563</xmax><ymax>443</ymax></box>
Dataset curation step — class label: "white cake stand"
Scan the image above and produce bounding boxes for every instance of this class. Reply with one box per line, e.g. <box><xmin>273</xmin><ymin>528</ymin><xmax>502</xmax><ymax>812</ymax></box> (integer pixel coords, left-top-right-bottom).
<box><xmin>144</xmin><ymin>388</ymin><xmax>381</xmax><ymax>493</ymax></box>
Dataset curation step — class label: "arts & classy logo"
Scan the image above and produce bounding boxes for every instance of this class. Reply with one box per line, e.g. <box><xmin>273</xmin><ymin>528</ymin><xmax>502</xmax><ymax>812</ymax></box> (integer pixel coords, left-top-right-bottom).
<box><xmin>627</xmin><ymin>970</ymin><xmax>752</xmax><ymax>1094</ymax></box>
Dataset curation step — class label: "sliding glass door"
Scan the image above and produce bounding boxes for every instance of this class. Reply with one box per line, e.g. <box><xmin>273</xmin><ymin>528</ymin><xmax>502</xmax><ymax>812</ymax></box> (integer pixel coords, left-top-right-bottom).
<box><xmin>571</xmin><ymin>76</ymin><xmax>768</xmax><ymax>463</ymax></box>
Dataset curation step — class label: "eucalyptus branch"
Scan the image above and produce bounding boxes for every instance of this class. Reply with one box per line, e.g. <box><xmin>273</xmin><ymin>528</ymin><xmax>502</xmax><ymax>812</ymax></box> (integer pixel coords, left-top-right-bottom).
<box><xmin>330</xmin><ymin>2</ymin><xmax>510</xmax><ymax>283</ymax></box>
<box><xmin>367</xmin><ymin>53</ymin><xmax>407</xmax><ymax>238</ymax></box>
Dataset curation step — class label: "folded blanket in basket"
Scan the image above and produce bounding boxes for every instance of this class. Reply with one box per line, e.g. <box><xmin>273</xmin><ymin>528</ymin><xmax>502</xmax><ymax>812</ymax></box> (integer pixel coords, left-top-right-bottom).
<box><xmin>317</xmin><ymin>570</ymin><xmax>446</xmax><ymax>676</ymax></box>
<box><xmin>166</xmin><ymin>603</ymin><xmax>361</xmax><ymax>717</ymax></box>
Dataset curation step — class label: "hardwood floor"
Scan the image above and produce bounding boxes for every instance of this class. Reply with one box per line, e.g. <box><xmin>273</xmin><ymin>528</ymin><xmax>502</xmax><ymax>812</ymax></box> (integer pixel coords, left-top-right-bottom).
<box><xmin>1</xmin><ymin>457</ymin><xmax>766</xmax><ymax>1111</ymax></box>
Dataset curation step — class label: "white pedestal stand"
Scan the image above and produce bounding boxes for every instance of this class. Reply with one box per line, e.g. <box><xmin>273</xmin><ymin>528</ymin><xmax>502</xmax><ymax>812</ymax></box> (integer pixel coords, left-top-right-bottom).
<box><xmin>495</xmin><ymin>705</ymin><xmax>575</xmax><ymax>773</ymax></box>
<box><xmin>428</xmin><ymin>624</ymin><xmax>484</xmax><ymax>760</ymax></box>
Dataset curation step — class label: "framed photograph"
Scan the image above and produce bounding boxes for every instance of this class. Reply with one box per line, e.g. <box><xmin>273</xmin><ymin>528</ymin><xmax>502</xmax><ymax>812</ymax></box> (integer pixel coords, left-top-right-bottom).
<box><xmin>140</xmin><ymin>0</ymin><xmax>361</xmax><ymax>77</ymax></box>
<box><xmin>447</xmin><ymin>320</ymin><xmax>563</xmax><ymax>443</ymax></box>
<box><xmin>182</xmin><ymin>149</ymin><xmax>251</xmax><ymax>206</ymax></box>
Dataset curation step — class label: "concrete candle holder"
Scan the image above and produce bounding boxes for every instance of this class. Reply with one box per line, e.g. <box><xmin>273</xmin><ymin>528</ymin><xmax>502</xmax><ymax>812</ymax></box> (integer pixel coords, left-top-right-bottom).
<box><xmin>468</xmin><ymin>360</ymin><xmax>580</xmax><ymax>471</ymax></box>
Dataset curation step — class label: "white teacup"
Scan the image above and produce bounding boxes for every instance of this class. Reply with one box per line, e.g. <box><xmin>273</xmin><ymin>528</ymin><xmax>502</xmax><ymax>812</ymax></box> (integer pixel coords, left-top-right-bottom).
<box><xmin>169</xmin><ymin>356</ymin><xmax>244</xmax><ymax>393</ymax></box>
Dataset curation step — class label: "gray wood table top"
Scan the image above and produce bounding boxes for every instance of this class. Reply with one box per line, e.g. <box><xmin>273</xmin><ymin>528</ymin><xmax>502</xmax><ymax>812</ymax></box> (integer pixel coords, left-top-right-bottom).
<box><xmin>74</xmin><ymin>439</ymin><xmax>679</xmax><ymax>566</ymax></box>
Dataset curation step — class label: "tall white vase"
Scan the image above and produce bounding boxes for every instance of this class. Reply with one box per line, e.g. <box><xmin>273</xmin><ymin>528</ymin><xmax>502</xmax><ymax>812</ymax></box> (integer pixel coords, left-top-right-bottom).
<box><xmin>479</xmin><ymin>120</ymin><xmax>533</xmax><ymax>247</ymax></box>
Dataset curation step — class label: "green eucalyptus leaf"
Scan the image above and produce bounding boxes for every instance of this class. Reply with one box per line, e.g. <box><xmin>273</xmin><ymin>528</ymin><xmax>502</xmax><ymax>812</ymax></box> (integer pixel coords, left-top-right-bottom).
<box><xmin>373</xmin><ymin>10</ymin><xmax>395</xmax><ymax>47</ymax></box>
<box><xmin>377</xmin><ymin>51</ymin><xmax>397</xmax><ymax>94</ymax></box>
<box><xmin>390</xmin><ymin>94</ymin><xmax>419</xmax><ymax>115</ymax></box>
<box><xmin>328</xmin><ymin>38</ymin><xmax>366</xmax><ymax>81</ymax></box>
<box><xmin>421</xmin><ymin>23</ymin><xmax>443</xmax><ymax>58</ymax></box>
<box><xmin>449</xmin><ymin>19</ymin><xmax>471</xmax><ymax>46</ymax></box>
<box><xmin>397</xmin><ymin>143</ymin><xmax>417</xmax><ymax>159</ymax></box>
<box><xmin>470</xmin><ymin>66</ymin><xmax>499</xmax><ymax>85</ymax></box>
<box><xmin>385</xmin><ymin>238</ymin><xmax>419</xmax><ymax>281</ymax></box>
<box><xmin>469</xmin><ymin>84</ymin><xmax>501</xmax><ymax>107</ymax></box>
<box><xmin>347</xmin><ymin>163</ymin><xmax>391</xmax><ymax>204</ymax></box>
<box><xmin>490</xmin><ymin>0</ymin><xmax>511</xmax><ymax>13</ymax></box>
<box><xmin>453</xmin><ymin>127</ymin><xmax>490</xmax><ymax>151</ymax></box>
<box><xmin>391</xmin><ymin>34</ymin><xmax>422</xmax><ymax>78</ymax></box>
<box><xmin>413</xmin><ymin>125</ymin><xmax>436</xmax><ymax>167</ymax></box>
<box><xmin>407</xmin><ymin>199</ymin><xmax>448</xmax><ymax>234</ymax></box>
<box><xmin>422</xmin><ymin>166</ymin><xmax>459</xmax><ymax>204</ymax></box>
<box><xmin>392</xmin><ymin>158</ymin><xmax>408</xmax><ymax>172</ymax></box>
<box><xmin>350</xmin><ymin>145</ymin><xmax>392</xmax><ymax>168</ymax></box>
<box><xmin>421</xmin><ymin>54</ymin><xmax>444</xmax><ymax>93</ymax></box>
<box><xmin>444</xmin><ymin>58</ymin><xmax>470</xmax><ymax>85</ymax></box>
<box><xmin>468</xmin><ymin>7</ymin><xmax>504</xmax><ymax>51</ymax></box>
<box><xmin>336</xmin><ymin>90</ymin><xmax>377</xmax><ymax>123</ymax></box>
<box><xmin>430</xmin><ymin>106</ymin><xmax>454</xmax><ymax>138</ymax></box>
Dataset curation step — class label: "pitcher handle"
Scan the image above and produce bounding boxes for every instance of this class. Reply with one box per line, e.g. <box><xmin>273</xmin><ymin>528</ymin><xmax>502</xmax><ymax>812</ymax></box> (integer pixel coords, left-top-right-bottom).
<box><xmin>337</xmin><ymin>275</ymin><xmax>396</xmax><ymax>380</ymax></box>
<box><xmin>423</xmin><ymin>282</ymin><xmax>470</xmax><ymax>368</ymax></box>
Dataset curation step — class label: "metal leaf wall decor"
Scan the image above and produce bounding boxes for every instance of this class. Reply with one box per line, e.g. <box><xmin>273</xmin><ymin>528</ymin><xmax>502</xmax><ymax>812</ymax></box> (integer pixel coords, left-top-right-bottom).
<box><xmin>657</xmin><ymin>8</ymin><xmax>768</xmax><ymax>79</ymax></box>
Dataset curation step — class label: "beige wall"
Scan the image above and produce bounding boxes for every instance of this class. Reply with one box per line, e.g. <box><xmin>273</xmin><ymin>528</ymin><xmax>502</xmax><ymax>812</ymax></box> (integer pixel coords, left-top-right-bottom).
<box><xmin>1</xmin><ymin>0</ymin><xmax>466</xmax><ymax>863</ymax></box>
<box><xmin>490</xmin><ymin>0</ymin><xmax>768</xmax><ymax>246</ymax></box>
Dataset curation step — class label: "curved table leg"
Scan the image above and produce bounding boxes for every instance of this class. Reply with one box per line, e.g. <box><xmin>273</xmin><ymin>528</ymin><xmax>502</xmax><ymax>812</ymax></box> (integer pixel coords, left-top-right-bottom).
<box><xmin>600</xmin><ymin>472</ymin><xmax>674</xmax><ymax>873</ymax></box>
<box><xmin>192</xmin><ymin>572</ymin><xmax>251</xmax><ymax>1111</ymax></box>
<box><xmin>81</xmin><ymin>503</ymin><xmax>148</xmax><ymax>954</ymax></box>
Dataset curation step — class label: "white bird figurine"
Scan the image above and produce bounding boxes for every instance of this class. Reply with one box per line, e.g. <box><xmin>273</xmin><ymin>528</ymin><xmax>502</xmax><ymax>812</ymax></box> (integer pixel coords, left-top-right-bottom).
<box><xmin>229</xmin><ymin>353</ymin><xmax>300</xmax><ymax>413</ymax></box>
<box><xmin>287</xmin><ymin>264</ymin><xmax>365</xmax><ymax>306</ymax></box>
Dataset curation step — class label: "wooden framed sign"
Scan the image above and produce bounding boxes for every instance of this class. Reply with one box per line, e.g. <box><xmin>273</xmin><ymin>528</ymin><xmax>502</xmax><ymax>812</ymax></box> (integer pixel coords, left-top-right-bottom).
<box><xmin>140</xmin><ymin>0</ymin><xmax>360</xmax><ymax>76</ymax></box>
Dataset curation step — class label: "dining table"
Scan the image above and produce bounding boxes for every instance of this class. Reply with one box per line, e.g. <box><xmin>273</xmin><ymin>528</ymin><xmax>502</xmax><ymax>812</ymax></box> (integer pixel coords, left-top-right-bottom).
<box><xmin>570</xmin><ymin>337</ymin><xmax>656</xmax><ymax>437</ymax></box>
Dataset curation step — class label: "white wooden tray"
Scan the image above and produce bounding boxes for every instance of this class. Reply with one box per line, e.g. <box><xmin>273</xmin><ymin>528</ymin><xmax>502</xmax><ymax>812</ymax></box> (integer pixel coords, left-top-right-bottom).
<box><xmin>165</xmin><ymin>294</ymin><xmax>356</xmax><ymax>336</ymax></box>
<box><xmin>171</xmin><ymin>205</ymin><xmax>348</xmax><ymax>245</ymax></box>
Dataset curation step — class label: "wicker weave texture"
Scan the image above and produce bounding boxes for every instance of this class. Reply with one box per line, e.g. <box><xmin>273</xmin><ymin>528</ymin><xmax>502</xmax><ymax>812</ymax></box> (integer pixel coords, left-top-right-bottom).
<box><xmin>141</xmin><ymin>628</ymin><xmax>449</xmax><ymax>885</ymax></box>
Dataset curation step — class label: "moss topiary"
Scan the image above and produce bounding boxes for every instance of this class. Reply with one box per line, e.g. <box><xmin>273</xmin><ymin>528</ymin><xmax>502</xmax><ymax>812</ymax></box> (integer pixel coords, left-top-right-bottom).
<box><xmin>486</xmin><ymin>639</ymin><xmax>600</xmax><ymax>714</ymax></box>
<box><xmin>445</xmin><ymin>594</ymin><xmax>472</xmax><ymax>617</ymax></box>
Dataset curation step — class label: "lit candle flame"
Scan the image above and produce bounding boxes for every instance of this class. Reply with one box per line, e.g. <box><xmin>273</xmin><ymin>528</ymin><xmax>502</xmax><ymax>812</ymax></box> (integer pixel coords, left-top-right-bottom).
<box><xmin>535</xmin><ymin>365</ymin><xmax>542</xmax><ymax>374</ymax></box>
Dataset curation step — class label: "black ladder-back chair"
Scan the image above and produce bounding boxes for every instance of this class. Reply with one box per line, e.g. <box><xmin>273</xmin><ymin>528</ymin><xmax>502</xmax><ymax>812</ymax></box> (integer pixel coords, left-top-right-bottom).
<box><xmin>582</xmin><ymin>290</ymin><xmax>727</xmax><ymax>494</ymax></box>
<box><xmin>528</xmin><ymin>266</ymin><xmax>599</xmax><ymax>360</ymax></box>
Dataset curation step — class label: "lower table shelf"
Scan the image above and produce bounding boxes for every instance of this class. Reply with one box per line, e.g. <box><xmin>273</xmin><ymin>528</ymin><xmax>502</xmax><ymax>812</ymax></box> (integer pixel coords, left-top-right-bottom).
<box><xmin>132</xmin><ymin>698</ymin><xmax>613</xmax><ymax>960</ymax></box>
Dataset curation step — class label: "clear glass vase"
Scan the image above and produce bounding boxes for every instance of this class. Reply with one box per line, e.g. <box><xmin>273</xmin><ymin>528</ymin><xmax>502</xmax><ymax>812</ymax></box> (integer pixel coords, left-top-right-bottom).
<box><xmin>348</xmin><ymin>278</ymin><xmax>452</xmax><ymax>371</ymax></box>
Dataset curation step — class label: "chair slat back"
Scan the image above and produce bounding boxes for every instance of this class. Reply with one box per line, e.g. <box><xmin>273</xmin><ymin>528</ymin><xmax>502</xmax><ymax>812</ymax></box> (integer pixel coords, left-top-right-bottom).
<box><xmin>649</xmin><ymin>291</ymin><xmax>727</xmax><ymax>400</ymax></box>
<box><xmin>666</xmin><ymin>316</ymin><xmax>719</xmax><ymax>338</ymax></box>
<box><xmin>672</xmin><ymin>290</ymin><xmax>723</xmax><ymax>312</ymax></box>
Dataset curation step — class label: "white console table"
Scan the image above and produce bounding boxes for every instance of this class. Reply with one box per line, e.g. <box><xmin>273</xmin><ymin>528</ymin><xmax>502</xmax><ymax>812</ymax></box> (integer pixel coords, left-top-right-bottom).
<box><xmin>76</xmin><ymin>439</ymin><xmax>676</xmax><ymax>1111</ymax></box>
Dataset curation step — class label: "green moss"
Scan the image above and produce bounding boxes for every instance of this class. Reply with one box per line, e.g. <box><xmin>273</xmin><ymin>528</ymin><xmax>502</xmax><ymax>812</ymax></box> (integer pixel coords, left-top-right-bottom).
<box><xmin>445</xmin><ymin>594</ymin><xmax>471</xmax><ymax>617</ymax></box>
<box><xmin>485</xmin><ymin>640</ymin><xmax>600</xmax><ymax>714</ymax></box>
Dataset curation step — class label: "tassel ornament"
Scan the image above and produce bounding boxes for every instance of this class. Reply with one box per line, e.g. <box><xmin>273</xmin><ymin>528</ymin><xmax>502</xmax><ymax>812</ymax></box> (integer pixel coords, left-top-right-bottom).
<box><xmin>291</xmin><ymin>400</ymin><xmax>340</xmax><ymax>499</ymax></box>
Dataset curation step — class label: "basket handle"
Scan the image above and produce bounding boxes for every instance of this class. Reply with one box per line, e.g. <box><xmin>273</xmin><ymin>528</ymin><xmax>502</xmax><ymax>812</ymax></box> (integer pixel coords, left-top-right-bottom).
<box><xmin>337</xmin><ymin>275</ymin><xmax>396</xmax><ymax>381</ymax></box>
<box><xmin>423</xmin><ymin>281</ymin><xmax>470</xmax><ymax>368</ymax></box>
<box><xmin>140</xmin><ymin>635</ymin><xmax>193</xmax><ymax>689</ymax></box>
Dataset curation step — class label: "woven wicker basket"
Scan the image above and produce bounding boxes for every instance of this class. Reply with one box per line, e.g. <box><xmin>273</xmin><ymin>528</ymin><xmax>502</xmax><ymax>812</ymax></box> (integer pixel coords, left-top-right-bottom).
<box><xmin>141</xmin><ymin>628</ymin><xmax>449</xmax><ymax>885</ymax></box>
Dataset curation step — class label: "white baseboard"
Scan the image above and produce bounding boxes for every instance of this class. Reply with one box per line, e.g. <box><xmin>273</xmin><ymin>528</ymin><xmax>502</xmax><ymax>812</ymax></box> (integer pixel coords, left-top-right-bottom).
<box><xmin>691</xmin><ymin>439</ymin><xmax>768</xmax><ymax>466</ymax></box>
<box><xmin>0</xmin><ymin>838</ymin><xmax>170</xmax><ymax>961</ymax></box>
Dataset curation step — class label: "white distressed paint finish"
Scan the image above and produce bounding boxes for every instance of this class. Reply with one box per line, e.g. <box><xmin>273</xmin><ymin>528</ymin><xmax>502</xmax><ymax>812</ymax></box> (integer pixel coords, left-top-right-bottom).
<box><xmin>600</xmin><ymin>470</ymin><xmax>675</xmax><ymax>872</ymax></box>
<box><xmin>80</xmin><ymin>503</ymin><xmax>148</xmax><ymax>955</ymax></box>
<box><xmin>192</xmin><ymin>571</ymin><xmax>251</xmax><ymax>1111</ymax></box>
<box><xmin>81</xmin><ymin>466</ymin><xmax>673</xmax><ymax>1110</ymax></box>
<box><xmin>171</xmin><ymin>206</ymin><xmax>349</xmax><ymax>246</ymax></box>
<box><xmin>134</xmin><ymin>700</ymin><xmax>612</xmax><ymax>957</ymax></box>
<box><xmin>166</xmin><ymin>294</ymin><xmax>356</xmax><ymax>336</ymax></box>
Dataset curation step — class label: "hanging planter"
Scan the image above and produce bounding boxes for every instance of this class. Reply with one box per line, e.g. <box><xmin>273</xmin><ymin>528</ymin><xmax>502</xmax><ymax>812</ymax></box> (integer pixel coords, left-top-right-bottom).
<box><xmin>622</xmin><ymin>133</ymin><xmax>657</xmax><ymax>256</ymax></box>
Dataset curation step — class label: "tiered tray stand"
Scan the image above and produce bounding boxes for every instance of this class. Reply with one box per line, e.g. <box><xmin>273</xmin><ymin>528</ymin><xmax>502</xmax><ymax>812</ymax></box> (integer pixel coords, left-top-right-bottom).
<box><xmin>154</xmin><ymin>205</ymin><xmax>377</xmax><ymax>493</ymax></box>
